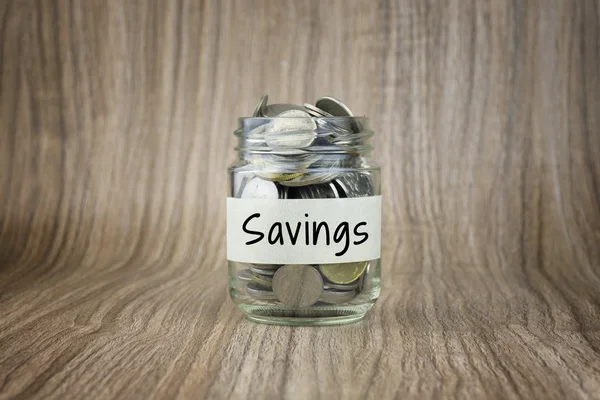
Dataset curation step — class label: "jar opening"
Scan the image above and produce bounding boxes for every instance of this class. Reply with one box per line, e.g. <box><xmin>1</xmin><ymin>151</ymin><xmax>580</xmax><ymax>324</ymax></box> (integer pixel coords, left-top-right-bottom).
<box><xmin>235</xmin><ymin>117</ymin><xmax>373</xmax><ymax>157</ymax></box>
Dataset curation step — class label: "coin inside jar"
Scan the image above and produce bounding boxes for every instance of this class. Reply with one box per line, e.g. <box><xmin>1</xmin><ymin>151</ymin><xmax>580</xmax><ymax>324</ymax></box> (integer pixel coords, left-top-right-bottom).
<box><xmin>319</xmin><ymin>262</ymin><xmax>369</xmax><ymax>284</ymax></box>
<box><xmin>261</xmin><ymin>103</ymin><xmax>307</xmax><ymax>118</ymax></box>
<box><xmin>240</xmin><ymin>177</ymin><xmax>280</xmax><ymax>199</ymax></box>
<box><xmin>272</xmin><ymin>265</ymin><xmax>323</xmax><ymax>307</ymax></box>
<box><xmin>320</xmin><ymin>289</ymin><xmax>357</xmax><ymax>305</ymax></box>
<box><xmin>246</xmin><ymin>282</ymin><xmax>278</xmax><ymax>300</ymax></box>
<box><xmin>237</xmin><ymin>269</ymin><xmax>253</xmax><ymax>282</ymax></box>
<box><xmin>250</xmin><ymin>271</ymin><xmax>273</xmax><ymax>288</ymax></box>
<box><xmin>265</xmin><ymin>110</ymin><xmax>317</xmax><ymax>148</ymax></box>
<box><xmin>250</xmin><ymin>266</ymin><xmax>278</xmax><ymax>276</ymax></box>
<box><xmin>332</xmin><ymin>172</ymin><xmax>374</xmax><ymax>198</ymax></box>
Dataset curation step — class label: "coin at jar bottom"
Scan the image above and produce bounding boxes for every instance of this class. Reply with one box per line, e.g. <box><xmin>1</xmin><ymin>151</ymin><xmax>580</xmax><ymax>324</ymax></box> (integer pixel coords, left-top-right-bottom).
<box><xmin>246</xmin><ymin>282</ymin><xmax>278</xmax><ymax>300</ymax></box>
<box><xmin>320</xmin><ymin>289</ymin><xmax>357</xmax><ymax>305</ymax></box>
<box><xmin>250</xmin><ymin>266</ymin><xmax>278</xmax><ymax>276</ymax></box>
<box><xmin>272</xmin><ymin>265</ymin><xmax>323</xmax><ymax>307</ymax></box>
<box><xmin>250</xmin><ymin>271</ymin><xmax>273</xmax><ymax>288</ymax></box>
<box><xmin>319</xmin><ymin>262</ymin><xmax>369</xmax><ymax>284</ymax></box>
<box><xmin>252</xmin><ymin>264</ymin><xmax>283</xmax><ymax>270</ymax></box>
<box><xmin>237</xmin><ymin>269</ymin><xmax>253</xmax><ymax>282</ymax></box>
<box><xmin>323</xmin><ymin>281</ymin><xmax>359</xmax><ymax>291</ymax></box>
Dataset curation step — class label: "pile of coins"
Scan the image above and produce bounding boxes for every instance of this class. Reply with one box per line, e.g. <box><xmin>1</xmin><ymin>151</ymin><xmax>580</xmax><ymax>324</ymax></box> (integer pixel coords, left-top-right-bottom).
<box><xmin>237</xmin><ymin>263</ymin><xmax>371</xmax><ymax>307</ymax></box>
<box><xmin>233</xmin><ymin>95</ymin><xmax>375</xmax><ymax>307</ymax></box>
<box><xmin>234</xmin><ymin>95</ymin><xmax>375</xmax><ymax>199</ymax></box>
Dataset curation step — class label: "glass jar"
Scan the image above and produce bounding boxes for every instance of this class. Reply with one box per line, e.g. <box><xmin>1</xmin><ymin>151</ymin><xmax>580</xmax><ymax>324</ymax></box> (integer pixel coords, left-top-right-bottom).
<box><xmin>227</xmin><ymin>115</ymin><xmax>381</xmax><ymax>326</ymax></box>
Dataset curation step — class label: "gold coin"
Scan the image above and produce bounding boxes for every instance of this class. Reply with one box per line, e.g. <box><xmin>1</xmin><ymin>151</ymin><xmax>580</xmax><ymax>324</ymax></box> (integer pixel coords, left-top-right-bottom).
<box><xmin>319</xmin><ymin>262</ymin><xmax>369</xmax><ymax>284</ymax></box>
<box><xmin>256</xmin><ymin>172</ymin><xmax>306</xmax><ymax>182</ymax></box>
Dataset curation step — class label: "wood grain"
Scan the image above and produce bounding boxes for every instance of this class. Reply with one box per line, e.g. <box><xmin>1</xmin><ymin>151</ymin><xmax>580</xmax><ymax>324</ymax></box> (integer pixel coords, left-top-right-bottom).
<box><xmin>1</xmin><ymin>0</ymin><xmax>599</xmax><ymax>398</ymax></box>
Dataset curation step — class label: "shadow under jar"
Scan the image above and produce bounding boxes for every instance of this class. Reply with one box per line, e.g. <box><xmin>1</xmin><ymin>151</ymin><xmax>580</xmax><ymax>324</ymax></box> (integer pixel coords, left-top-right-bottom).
<box><xmin>227</xmin><ymin>115</ymin><xmax>381</xmax><ymax>326</ymax></box>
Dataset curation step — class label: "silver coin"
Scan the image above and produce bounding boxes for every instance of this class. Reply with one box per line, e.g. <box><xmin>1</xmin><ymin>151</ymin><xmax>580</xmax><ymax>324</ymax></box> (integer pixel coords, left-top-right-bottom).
<box><xmin>278</xmin><ymin>184</ymin><xmax>289</xmax><ymax>199</ymax></box>
<box><xmin>246</xmin><ymin>282</ymin><xmax>278</xmax><ymax>300</ymax></box>
<box><xmin>320</xmin><ymin>289</ymin><xmax>357</xmax><ymax>305</ymax></box>
<box><xmin>247</xmin><ymin>123</ymin><xmax>268</xmax><ymax>138</ymax></box>
<box><xmin>323</xmin><ymin>281</ymin><xmax>359</xmax><ymax>290</ymax></box>
<box><xmin>240</xmin><ymin>177</ymin><xmax>280</xmax><ymax>199</ymax></box>
<box><xmin>251</xmin><ymin>266</ymin><xmax>278</xmax><ymax>276</ymax></box>
<box><xmin>308</xmin><ymin>182</ymin><xmax>340</xmax><ymax>198</ymax></box>
<box><xmin>304</xmin><ymin>103</ymin><xmax>332</xmax><ymax>118</ymax></box>
<box><xmin>253</xmin><ymin>264</ymin><xmax>283</xmax><ymax>270</ymax></box>
<box><xmin>252</xmin><ymin>94</ymin><xmax>268</xmax><ymax>117</ymax></box>
<box><xmin>315</xmin><ymin>96</ymin><xmax>354</xmax><ymax>117</ymax></box>
<box><xmin>315</xmin><ymin>97</ymin><xmax>363</xmax><ymax>133</ymax></box>
<box><xmin>237</xmin><ymin>269</ymin><xmax>253</xmax><ymax>282</ymax></box>
<box><xmin>272</xmin><ymin>265</ymin><xmax>323</xmax><ymax>307</ymax></box>
<box><xmin>261</xmin><ymin>103</ymin><xmax>307</xmax><ymax>118</ymax></box>
<box><xmin>333</xmin><ymin>172</ymin><xmax>374</xmax><ymax>197</ymax></box>
<box><xmin>265</xmin><ymin>110</ymin><xmax>316</xmax><ymax>148</ymax></box>
<box><xmin>250</xmin><ymin>271</ymin><xmax>273</xmax><ymax>288</ymax></box>
<box><xmin>315</xmin><ymin>120</ymin><xmax>354</xmax><ymax>140</ymax></box>
<box><xmin>317</xmin><ymin>118</ymin><xmax>353</xmax><ymax>135</ymax></box>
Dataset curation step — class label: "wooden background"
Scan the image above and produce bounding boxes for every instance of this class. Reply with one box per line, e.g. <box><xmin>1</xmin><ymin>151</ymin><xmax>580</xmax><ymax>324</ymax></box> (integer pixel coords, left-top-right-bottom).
<box><xmin>1</xmin><ymin>0</ymin><xmax>599</xmax><ymax>399</ymax></box>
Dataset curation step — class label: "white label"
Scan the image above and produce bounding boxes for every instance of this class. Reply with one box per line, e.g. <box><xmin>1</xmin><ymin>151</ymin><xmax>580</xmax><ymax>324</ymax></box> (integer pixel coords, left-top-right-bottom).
<box><xmin>227</xmin><ymin>196</ymin><xmax>382</xmax><ymax>264</ymax></box>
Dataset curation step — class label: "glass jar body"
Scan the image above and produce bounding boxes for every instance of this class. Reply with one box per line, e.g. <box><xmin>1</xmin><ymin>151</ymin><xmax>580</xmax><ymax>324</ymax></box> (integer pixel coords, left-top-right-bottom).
<box><xmin>227</xmin><ymin>117</ymin><xmax>381</xmax><ymax>326</ymax></box>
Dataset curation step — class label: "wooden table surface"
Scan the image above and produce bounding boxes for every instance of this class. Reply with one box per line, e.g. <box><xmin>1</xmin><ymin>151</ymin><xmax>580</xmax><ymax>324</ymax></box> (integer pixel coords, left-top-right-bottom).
<box><xmin>1</xmin><ymin>1</ymin><xmax>599</xmax><ymax>399</ymax></box>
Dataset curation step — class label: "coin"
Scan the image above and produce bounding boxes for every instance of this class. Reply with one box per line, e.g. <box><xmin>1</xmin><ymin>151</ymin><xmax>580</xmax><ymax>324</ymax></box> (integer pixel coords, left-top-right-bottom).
<box><xmin>255</xmin><ymin>171</ymin><xmax>305</xmax><ymax>182</ymax></box>
<box><xmin>247</xmin><ymin>123</ymin><xmax>268</xmax><ymax>138</ymax></box>
<box><xmin>279</xmin><ymin>172</ymin><xmax>338</xmax><ymax>187</ymax></box>
<box><xmin>240</xmin><ymin>177</ymin><xmax>280</xmax><ymax>199</ymax></box>
<box><xmin>272</xmin><ymin>264</ymin><xmax>323</xmax><ymax>307</ymax></box>
<box><xmin>323</xmin><ymin>281</ymin><xmax>359</xmax><ymax>290</ymax></box>
<box><xmin>332</xmin><ymin>172</ymin><xmax>374</xmax><ymax>197</ymax></box>
<box><xmin>357</xmin><ymin>263</ymin><xmax>370</xmax><ymax>292</ymax></box>
<box><xmin>266</xmin><ymin>110</ymin><xmax>317</xmax><ymax>148</ymax></box>
<box><xmin>261</xmin><ymin>103</ymin><xmax>307</xmax><ymax>118</ymax></box>
<box><xmin>251</xmin><ymin>266</ymin><xmax>278</xmax><ymax>276</ymax></box>
<box><xmin>252</xmin><ymin>94</ymin><xmax>268</xmax><ymax>117</ymax></box>
<box><xmin>287</xmin><ymin>181</ymin><xmax>340</xmax><ymax>199</ymax></box>
<box><xmin>315</xmin><ymin>96</ymin><xmax>354</xmax><ymax>117</ymax></box>
<box><xmin>307</xmin><ymin>182</ymin><xmax>340</xmax><ymax>198</ymax></box>
<box><xmin>246</xmin><ymin>282</ymin><xmax>278</xmax><ymax>300</ymax></box>
<box><xmin>237</xmin><ymin>269</ymin><xmax>253</xmax><ymax>282</ymax></box>
<box><xmin>277</xmin><ymin>184</ymin><xmax>289</xmax><ymax>199</ymax></box>
<box><xmin>315</xmin><ymin>97</ymin><xmax>363</xmax><ymax>133</ymax></box>
<box><xmin>316</xmin><ymin>117</ymin><xmax>358</xmax><ymax>138</ymax></box>
<box><xmin>253</xmin><ymin>263</ymin><xmax>283</xmax><ymax>270</ymax></box>
<box><xmin>319</xmin><ymin>262</ymin><xmax>369</xmax><ymax>284</ymax></box>
<box><xmin>320</xmin><ymin>289</ymin><xmax>357</xmax><ymax>304</ymax></box>
<box><xmin>250</xmin><ymin>271</ymin><xmax>273</xmax><ymax>288</ymax></box>
<box><xmin>304</xmin><ymin>103</ymin><xmax>332</xmax><ymax>117</ymax></box>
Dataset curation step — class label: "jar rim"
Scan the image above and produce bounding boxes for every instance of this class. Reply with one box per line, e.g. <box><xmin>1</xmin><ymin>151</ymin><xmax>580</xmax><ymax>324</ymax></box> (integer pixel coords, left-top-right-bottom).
<box><xmin>235</xmin><ymin>116</ymin><xmax>370</xmax><ymax>137</ymax></box>
<box><xmin>238</xmin><ymin>116</ymin><xmax>369</xmax><ymax>122</ymax></box>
